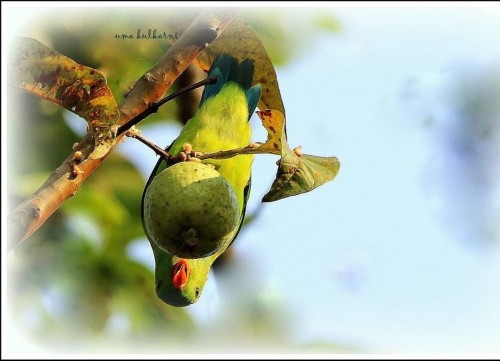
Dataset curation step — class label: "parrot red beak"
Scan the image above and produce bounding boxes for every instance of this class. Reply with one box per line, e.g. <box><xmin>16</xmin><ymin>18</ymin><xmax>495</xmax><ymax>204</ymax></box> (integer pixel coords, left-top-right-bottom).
<box><xmin>172</xmin><ymin>259</ymin><xmax>190</xmax><ymax>290</ymax></box>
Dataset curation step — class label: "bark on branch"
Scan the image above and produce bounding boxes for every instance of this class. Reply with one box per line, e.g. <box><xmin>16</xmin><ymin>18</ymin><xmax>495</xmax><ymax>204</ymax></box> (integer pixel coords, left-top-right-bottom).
<box><xmin>7</xmin><ymin>8</ymin><xmax>238</xmax><ymax>252</ymax></box>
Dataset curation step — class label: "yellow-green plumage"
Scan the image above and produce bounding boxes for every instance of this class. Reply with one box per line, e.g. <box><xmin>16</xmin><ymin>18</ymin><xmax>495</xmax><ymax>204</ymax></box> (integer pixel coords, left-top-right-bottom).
<box><xmin>141</xmin><ymin>55</ymin><xmax>261</xmax><ymax>306</ymax></box>
<box><xmin>169</xmin><ymin>82</ymin><xmax>253</xmax><ymax>212</ymax></box>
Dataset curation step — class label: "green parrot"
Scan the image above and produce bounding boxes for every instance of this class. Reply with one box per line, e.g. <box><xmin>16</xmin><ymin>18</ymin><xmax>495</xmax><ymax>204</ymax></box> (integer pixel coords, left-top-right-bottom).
<box><xmin>141</xmin><ymin>54</ymin><xmax>261</xmax><ymax>307</ymax></box>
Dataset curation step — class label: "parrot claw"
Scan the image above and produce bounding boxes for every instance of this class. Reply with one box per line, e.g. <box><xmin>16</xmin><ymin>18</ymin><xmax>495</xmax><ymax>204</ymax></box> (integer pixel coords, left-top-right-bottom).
<box><xmin>181</xmin><ymin>143</ymin><xmax>204</xmax><ymax>162</ymax></box>
<box><xmin>183</xmin><ymin>143</ymin><xmax>193</xmax><ymax>154</ymax></box>
<box><xmin>170</xmin><ymin>144</ymin><xmax>205</xmax><ymax>165</ymax></box>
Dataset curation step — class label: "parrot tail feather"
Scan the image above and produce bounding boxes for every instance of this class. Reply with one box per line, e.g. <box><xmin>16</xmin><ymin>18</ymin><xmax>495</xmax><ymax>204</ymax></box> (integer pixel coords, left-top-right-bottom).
<box><xmin>246</xmin><ymin>84</ymin><xmax>262</xmax><ymax>119</ymax></box>
<box><xmin>200</xmin><ymin>54</ymin><xmax>261</xmax><ymax>119</ymax></box>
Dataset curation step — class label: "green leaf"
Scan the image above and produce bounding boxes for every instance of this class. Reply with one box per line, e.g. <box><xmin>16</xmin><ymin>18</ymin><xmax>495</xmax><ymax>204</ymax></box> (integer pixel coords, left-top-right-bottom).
<box><xmin>10</xmin><ymin>37</ymin><xmax>120</xmax><ymax>159</ymax></box>
<box><xmin>263</xmin><ymin>151</ymin><xmax>340</xmax><ymax>202</ymax></box>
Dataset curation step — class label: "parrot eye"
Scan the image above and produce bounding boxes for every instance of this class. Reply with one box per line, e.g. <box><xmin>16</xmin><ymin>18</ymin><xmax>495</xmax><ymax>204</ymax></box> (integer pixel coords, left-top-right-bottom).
<box><xmin>156</xmin><ymin>280</ymin><xmax>163</xmax><ymax>292</ymax></box>
<box><xmin>195</xmin><ymin>287</ymin><xmax>200</xmax><ymax>298</ymax></box>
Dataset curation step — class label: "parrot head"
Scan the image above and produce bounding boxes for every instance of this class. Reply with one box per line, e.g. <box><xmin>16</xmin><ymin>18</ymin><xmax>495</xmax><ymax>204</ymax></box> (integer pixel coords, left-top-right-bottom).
<box><xmin>154</xmin><ymin>256</ymin><xmax>211</xmax><ymax>307</ymax></box>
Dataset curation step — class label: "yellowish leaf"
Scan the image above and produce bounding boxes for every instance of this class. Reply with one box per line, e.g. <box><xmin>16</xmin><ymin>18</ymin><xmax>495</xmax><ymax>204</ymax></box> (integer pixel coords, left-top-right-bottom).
<box><xmin>256</xmin><ymin>109</ymin><xmax>286</xmax><ymax>153</ymax></box>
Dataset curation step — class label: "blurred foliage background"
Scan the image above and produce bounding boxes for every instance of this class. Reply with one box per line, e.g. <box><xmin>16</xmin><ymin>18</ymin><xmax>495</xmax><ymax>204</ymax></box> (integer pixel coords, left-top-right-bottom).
<box><xmin>6</xmin><ymin>7</ymin><xmax>348</xmax><ymax>354</ymax></box>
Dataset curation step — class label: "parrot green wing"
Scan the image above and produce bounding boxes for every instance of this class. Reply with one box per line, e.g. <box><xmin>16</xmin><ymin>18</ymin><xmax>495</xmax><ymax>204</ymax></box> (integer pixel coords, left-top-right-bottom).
<box><xmin>141</xmin><ymin>54</ymin><xmax>261</xmax><ymax>307</ymax></box>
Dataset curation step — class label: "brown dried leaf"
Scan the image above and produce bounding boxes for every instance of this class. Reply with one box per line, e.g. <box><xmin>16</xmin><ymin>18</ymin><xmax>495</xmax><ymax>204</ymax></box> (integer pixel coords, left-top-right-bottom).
<box><xmin>11</xmin><ymin>37</ymin><xmax>120</xmax><ymax>159</ymax></box>
<box><xmin>194</xmin><ymin>16</ymin><xmax>285</xmax><ymax>116</ymax></box>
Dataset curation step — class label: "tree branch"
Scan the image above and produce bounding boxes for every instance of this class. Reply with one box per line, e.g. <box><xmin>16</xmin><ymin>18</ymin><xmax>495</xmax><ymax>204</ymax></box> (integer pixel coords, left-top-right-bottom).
<box><xmin>7</xmin><ymin>8</ymin><xmax>239</xmax><ymax>251</ymax></box>
<box><xmin>175</xmin><ymin>64</ymin><xmax>206</xmax><ymax>125</ymax></box>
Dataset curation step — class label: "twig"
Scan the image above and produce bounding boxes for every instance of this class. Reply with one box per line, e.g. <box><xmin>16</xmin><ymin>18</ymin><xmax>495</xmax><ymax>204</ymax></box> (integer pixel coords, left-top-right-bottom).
<box><xmin>116</xmin><ymin>76</ymin><xmax>217</xmax><ymax>136</ymax></box>
<box><xmin>125</xmin><ymin>129</ymin><xmax>171</xmax><ymax>161</ymax></box>
<box><xmin>199</xmin><ymin>144</ymin><xmax>281</xmax><ymax>160</ymax></box>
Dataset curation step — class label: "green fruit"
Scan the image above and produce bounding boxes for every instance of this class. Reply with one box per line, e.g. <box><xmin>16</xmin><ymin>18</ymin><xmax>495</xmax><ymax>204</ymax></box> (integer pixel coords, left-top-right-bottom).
<box><xmin>143</xmin><ymin>161</ymin><xmax>239</xmax><ymax>258</ymax></box>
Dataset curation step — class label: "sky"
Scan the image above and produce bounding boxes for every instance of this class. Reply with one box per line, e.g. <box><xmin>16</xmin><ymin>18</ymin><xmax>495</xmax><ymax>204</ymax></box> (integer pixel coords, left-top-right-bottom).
<box><xmin>275</xmin><ymin>6</ymin><xmax>500</xmax><ymax>353</ymax></box>
<box><xmin>3</xmin><ymin>2</ymin><xmax>500</xmax><ymax>357</ymax></box>
<box><xmin>233</xmin><ymin>6</ymin><xmax>500</xmax><ymax>353</ymax></box>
